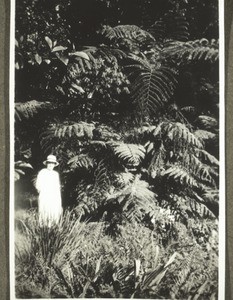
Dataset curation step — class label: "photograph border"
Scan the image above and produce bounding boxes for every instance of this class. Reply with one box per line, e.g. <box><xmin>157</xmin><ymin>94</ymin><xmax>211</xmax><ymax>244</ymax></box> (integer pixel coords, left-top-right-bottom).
<box><xmin>0</xmin><ymin>0</ymin><xmax>232</xmax><ymax>299</ymax></box>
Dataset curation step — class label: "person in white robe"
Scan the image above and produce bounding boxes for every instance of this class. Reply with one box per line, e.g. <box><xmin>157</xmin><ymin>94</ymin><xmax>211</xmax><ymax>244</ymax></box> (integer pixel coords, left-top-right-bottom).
<box><xmin>36</xmin><ymin>155</ymin><xmax>63</xmax><ymax>226</ymax></box>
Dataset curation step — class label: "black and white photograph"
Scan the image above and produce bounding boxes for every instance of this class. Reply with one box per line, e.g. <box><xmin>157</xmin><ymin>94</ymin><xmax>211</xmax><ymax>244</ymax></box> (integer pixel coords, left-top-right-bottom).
<box><xmin>11</xmin><ymin>0</ymin><xmax>225</xmax><ymax>299</ymax></box>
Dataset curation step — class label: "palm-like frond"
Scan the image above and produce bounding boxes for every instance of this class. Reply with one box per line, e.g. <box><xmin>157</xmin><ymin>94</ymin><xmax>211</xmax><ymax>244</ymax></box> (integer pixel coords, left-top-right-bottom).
<box><xmin>132</xmin><ymin>66</ymin><xmax>178</xmax><ymax>115</ymax></box>
<box><xmin>97</xmin><ymin>45</ymin><xmax>128</xmax><ymax>62</ymax></box>
<box><xmin>149</xmin><ymin>13</ymin><xmax>190</xmax><ymax>42</ymax></box>
<box><xmin>163</xmin><ymin>39</ymin><xmax>219</xmax><ymax>63</ymax></box>
<box><xmin>15</xmin><ymin>100</ymin><xmax>53</xmax><ymax>121</ymax></box>
<box><xmin>192</xmin><ymin>191</ymin><xmax>218</xmax><ymax>218</ymax></box>
<box><xmin>93</xmin><ymin>160</ymin><xmax>110</xmax><ymax>191</ymax></box>
<box><xmin>101</xmin><ymin>25</ymin><xmax>155</xmax><ymax>43</ymax></box>
<box><xmin>194</xmin><ymin>130</ymin><xmax>216</xmax><ymax>142</ymax></box>
<box><xmin>111</xmin><ymin>143</ymin><xmax>146</xmax><ymax>167</ymax></box>
<box><xmin>161</xmin><ymin>165</ymin><xmax>199</xmax><ymax>188</ymax></box>
<box><xmin>146</xmin><ymin>143</ymin><xmax>166</xmax><ymax>178</ymax></box>
<box><xmin>114</xmin><ymin>172</ymin><xmax>135</xmax><ymax>188</ymax></box>
<box><xmin>94</xmin><ymin>125</ymin><xmax>121</xmax><ymax>141</ymax></box>
<box><xmin>195</xmin><ymin>149</ymin><xmax>219</xmax><ymax>166</ymax></box>
<box><xmin>41</xmin><ymin>122</ymin><xmax>95</xmax><ymax>141</ymax></box>
<box><xmin>67</xmin><ymin>154</ymin><xmax>95</xmax><ymax>170</ymax></box>
<box><xmin>152</xmin><ymin>122</ymin><xmax>203</xmax><ymax>149</ymax></box>
<box><xmin>108</xmin><ymin>176</ymin><xmax>156</xmax><ymax>222</ymax></box>
<box><xmin>183</xmin><ymin>153</ymin><xmax>217</xmax><ymax>185</ymax></box>
<box><xmin>196</xmin><ymin>115</ymin><xmax>218</xmax><ymax>131</ymax></box>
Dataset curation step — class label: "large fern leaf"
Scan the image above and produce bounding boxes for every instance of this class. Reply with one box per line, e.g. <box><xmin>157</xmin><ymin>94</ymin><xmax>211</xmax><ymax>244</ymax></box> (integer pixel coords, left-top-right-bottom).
<box><xmin>114</xmin><ymin>172</ymin><xmax>135</xmax><ymax>188</ymax></box>
<box><xmin>15</xmin><ymin>100</ymin><xmax>53</xmax><ymax>121</ymax></box>
<box><xmin>93</xmin><ymin>160</ymin><xmax>110</xmax><ymax>192</ymax></box>
<box><xmin>67</xmin><ymin>154</ymin><xmax>95</xmax><ymax>170</ymax></box>
<box><xmin>152</xmin><ymin>122</ymin><xmax>203</xmax><ymax>149</ymax></box>
<box><xmin>196</xmin><ymin>115</ymin><xmax>218</xmax><ymax>131</ymax></box>
<box><xmin>107</xmin><ymin>176</ymin><xmax>156</xmax><ymax>222</ymax></box>
<box><xmin>132</xmin><ymin>66</ymin><xmax>178</xmax><ymax>115</ymax></box>
<box><xmin>111</xmin><ymin>143</ymin><xmax>146</xmax><ymax>167</ymax></box>
<box><xmin>194</xmin><ymin>130</ymin><xmax>216</xmax><ymax>142</ymax></box>
<box><xmin>163</xmin><ymin>39</ymin><xmax>219</xmax><ymax>63</ymax></box>
<box><xmin>161</xmin><ymin>165</ymin><xmax>199</xmax><ymax>188</ymax></box>
<box><xmin>183</xmin><ymin>153</ymin><xmax>217</xmax><ymax>185</ymax></box>
<box><xmin>101</xmin><ymin>25</ymin><xmax>155</xmax><ymax>43</ymax></box>
<box><xmin>194</xmin><ymin>149</ymin><xmax>219</xmax><ymax>166</ymax></box>
<box><xmin>41</xmin><ymin>122</ymin><xmax>95</xmax><ymax>141</ymax></box>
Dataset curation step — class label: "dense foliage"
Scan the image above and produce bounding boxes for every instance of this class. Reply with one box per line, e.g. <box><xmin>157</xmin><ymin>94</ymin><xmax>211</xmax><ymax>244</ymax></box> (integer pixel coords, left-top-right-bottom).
<box><xmin>15</xmin><ymin>0</ymin><xmax>219</xmax><ymax>298</ymax></box>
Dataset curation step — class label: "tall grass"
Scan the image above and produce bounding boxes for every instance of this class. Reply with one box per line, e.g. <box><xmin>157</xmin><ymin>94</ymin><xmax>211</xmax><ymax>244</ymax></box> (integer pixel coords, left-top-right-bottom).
<box><xmin>15</xmin><ymin>209</ymin><xmax>218</xmax><ymax>299</ymax></box>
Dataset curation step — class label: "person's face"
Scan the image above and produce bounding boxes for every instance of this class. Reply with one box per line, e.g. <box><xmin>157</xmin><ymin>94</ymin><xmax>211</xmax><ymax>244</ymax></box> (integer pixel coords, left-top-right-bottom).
<box><xmin>46</xmin><ymin>162</ymin><xmax>56</xmax><ymax>170</ymax></box>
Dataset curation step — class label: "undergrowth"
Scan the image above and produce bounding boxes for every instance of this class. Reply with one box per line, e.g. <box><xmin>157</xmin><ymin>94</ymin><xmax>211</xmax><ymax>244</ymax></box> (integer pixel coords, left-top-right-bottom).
<box><xmin>15</xmin><ymin>209</ymin><xmax>218</xmax><ymax>299</ymax></box>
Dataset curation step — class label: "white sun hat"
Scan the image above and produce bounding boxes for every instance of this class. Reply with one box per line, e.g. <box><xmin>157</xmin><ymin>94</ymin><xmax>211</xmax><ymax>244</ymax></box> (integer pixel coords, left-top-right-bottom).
<box><xmin>43</xmin><ymin>154</ymin><xmax>59</xmax><ymax>166</ymax></box>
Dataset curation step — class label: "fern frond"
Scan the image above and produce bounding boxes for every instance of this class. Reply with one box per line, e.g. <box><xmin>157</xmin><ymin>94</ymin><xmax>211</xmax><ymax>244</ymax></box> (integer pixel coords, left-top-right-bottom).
<box><xmin>126</xmin><ymin>54</ymin><xmax>152</xmax><ymax>72</ymax></box>
<box><xmin>202</xmin><ymin>188</ymin><xmax>219</xmax><ymax>202</ymax></box>
<box><xmin>165</xmin><ymin>14</ymin><xmax>190</xmax><ymax>42</ymax></box>
<box><xmin>41</xmin><ymin>122</ymin><xmax>95</xmax><ymax>141</ymax></box>
<box><xmin>170</xmin><ymin>248</ymin><xmax>195</xmax><ymax>297</ymax></box>
<box><xmin>162</xmin><ymin>165</ymin><xmax>199</xmax><ymax>188</ymax></box>
<box><xmin>181</xmin><ymin>106</ymin><xmax>196</xmax><ymax>113</ymax></box>
<box><xmin>132</xmin><ymin>67</ymin><xmax>178</xmax><ymax>115</ymax></box>
<box><xmin>141</xmin><ymin>252</ymin><xmax>177</xmax><ymax>292</ymax></box>
<box><xmin>182</xmin><ymin>153</ymin><xmax>217</xmax><ymax>188</ymax></box>
<box><xmin>94</xmin><ymin>125</ymin><xmax>121</xmax><ymax>141</ymax></box>
<box><xmin>163</xmin><ymin>38</ymin><xmax>219</xmax><ymax>63</ymax></box>
<box><xmin>67</xmin><ymin>154</ymin><xmax>95</xmax><ymax>170</ymax></box>
<box><xmin>93</xmin><ymin>160</ymin><xmax>110</xmax><ymax>191</ymax></box>
<box><xmin>149</xmin><ymin>13</ymin><xmax>189</xmax><ymax>42</ymax></box>
<box><xmin>114</xmin><ymin>172</ymin><xmax>135</xmax><ymax>188</ymax></box>
<box><xmin>194</xmin><ymin>149</ymin><xmax>219</xmax><ymax>166</ymax></box>
<box><xmin>191</xmin><ymin>192</ymin><xmax>218</xmax><ymax>218</ymax></box>
<box><xmin>15</xmin><ymin>100</ymin><xmax>53</xmax><ymax>121</ymax></box>
<box><xmin>196</xmin><ymin>115</ymin><xmax>218</xmax><ymax>131</ymax></box>
<box><xmin>111</xmin><ymin>143</ymin><xmax>146</xmax><ymax>167</ymax></box>
<box><xmin>101</xmin><ymin>25</ymin><xmax>155</xmax><ymax>43</ymax></box>
<box><xmin>162</xmin><ymin>122</ymin><xmax>203</xmax><ymax>149</ymax></box>
<box><xmin>146</xmin><ymin>143</ymin><xmax>166</xmax><ymax>178</ymax></box>
<box><xmin>194</xmin><ymin>130</ymin><xmax>216</xmax><ymax>142</ymax></box>
<box><xmin>98</xmin><ymin>45</ymin><xmax>127</xmax><ymax>61</ymax></box>
<box><xmin>108</xmin><ymin>176</ymin><xmax>156</xmax><ymax>222</ymax></box>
